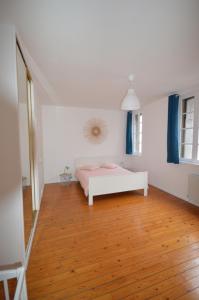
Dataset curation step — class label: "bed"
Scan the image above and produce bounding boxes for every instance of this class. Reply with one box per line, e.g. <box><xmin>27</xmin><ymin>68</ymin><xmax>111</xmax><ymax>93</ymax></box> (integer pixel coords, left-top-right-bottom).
<box><xmin>75</xmin><ymin>160</ymin><xmax>148</xmax><ymax>206</ymax></box>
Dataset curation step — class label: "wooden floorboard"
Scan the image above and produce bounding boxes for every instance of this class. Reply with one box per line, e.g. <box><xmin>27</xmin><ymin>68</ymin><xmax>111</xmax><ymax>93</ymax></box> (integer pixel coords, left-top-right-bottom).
<box><xmin>27</xmin><ymin>183</ymin><xmax>199</xmax><ymax>300</ymax></box>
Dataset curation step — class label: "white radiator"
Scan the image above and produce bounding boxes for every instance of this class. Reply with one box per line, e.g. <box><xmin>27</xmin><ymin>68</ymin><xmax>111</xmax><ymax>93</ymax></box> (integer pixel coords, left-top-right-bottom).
<box><xmin>188</xmin><ymin>174</ymin><xmax>199</xmax><ymax>204</ymax></box>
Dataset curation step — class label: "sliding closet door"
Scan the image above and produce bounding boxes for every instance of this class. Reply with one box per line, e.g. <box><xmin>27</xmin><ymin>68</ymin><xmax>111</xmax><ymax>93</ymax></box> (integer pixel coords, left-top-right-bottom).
<box><xmin>16</xmin><ymin>45</ymin><xmax>36</xmax><ymax>248</ymax></box>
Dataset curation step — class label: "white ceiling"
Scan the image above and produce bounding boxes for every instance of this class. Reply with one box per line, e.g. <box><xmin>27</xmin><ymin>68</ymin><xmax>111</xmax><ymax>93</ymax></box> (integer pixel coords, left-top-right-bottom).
<box><xmin>1</xmin><ymin>0</ymin><xmax>199</xmax><ymax>109</ymax></box>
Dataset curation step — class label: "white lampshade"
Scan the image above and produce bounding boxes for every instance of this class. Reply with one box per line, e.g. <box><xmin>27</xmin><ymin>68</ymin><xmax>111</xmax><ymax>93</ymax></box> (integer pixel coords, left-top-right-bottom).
<box><xmin>121</xmin><ymin>88</ymin><xmax>140</xmax><ymax>111</ymax></box>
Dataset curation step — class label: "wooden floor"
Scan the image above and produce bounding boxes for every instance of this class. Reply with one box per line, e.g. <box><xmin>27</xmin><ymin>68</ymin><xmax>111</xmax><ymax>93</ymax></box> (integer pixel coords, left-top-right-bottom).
<box><xmin>27</xmin><ymin>183</ymin><xmax>199</xmax><ymax>300</ymax></box>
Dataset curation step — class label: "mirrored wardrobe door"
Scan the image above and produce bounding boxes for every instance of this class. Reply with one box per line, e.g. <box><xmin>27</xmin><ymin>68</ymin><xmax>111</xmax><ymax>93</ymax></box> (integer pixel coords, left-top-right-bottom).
<box><xmin>16</xmin><ymin>44</ymin><xmax>36</xmax><ymax>248</ymax></box>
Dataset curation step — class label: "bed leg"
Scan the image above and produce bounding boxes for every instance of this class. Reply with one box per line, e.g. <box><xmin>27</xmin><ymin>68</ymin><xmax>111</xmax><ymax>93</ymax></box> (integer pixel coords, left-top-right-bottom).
<box><xmin>88</xmin><ymin>194</ymin><xmax>93</xmax><ymax>206</ymax></box>
<box><xmin>144</xmin><ymin>187</ymin><xmax>148</xmax><ymax>196</ymax></box>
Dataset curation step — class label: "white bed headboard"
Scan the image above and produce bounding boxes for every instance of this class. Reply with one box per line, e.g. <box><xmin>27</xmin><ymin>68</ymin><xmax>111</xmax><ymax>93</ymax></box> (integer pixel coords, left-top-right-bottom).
<box><xmin>74</xmin><ymin>156</ymin><xmax>123</xmax><ymax>169</ymax></box>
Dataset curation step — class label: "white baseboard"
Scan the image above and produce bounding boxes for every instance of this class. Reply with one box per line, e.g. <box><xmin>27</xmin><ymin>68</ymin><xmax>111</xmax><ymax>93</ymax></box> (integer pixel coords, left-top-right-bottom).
<box><xmin>186</xmin><ymin>197</ymin><xmax>199</xmax><ymax>207</ymax></box>
<box><xmin>150</xmin><ymin>183</ymin><xmax>199</xmax><ymax>207</ymax></box>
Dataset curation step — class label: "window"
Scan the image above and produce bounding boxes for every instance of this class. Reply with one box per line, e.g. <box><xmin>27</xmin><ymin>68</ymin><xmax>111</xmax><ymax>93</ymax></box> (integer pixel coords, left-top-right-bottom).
<box><xmin>180</xmin><ymin>96</ymin><xmax>199</xmax><ymax>163</ymax></box>
<box><xmin>133</xmin><ymin>112</ymin><xmax>142</xmax><ymax>155</ymax></box>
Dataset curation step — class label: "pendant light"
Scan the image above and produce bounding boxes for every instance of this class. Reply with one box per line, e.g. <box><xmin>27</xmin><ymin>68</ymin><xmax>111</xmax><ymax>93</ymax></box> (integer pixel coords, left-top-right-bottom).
<box><xmin>121</xmin><ymin>74</ymin><xmax>140</xmax><ymax>110</ymax></box>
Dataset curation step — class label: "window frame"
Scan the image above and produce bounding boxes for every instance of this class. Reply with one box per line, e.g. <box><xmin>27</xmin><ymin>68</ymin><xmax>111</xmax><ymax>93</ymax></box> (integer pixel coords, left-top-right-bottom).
<box><xmin>132</xmin><ymin>111</ymin><xmax>142</xmax><ymax>156</ymax></box>
<box><xmin>179</xmin><ymin>94</ymin><xmax>199</xmax><ymax>165</ymax></box>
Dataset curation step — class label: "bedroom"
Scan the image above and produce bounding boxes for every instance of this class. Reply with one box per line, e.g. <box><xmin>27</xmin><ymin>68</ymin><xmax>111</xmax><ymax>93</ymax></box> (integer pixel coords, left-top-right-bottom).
<box><xmin>0</xmin><ymin>0</ymin><xmax>199</xmax><ymax>299</ymax></box>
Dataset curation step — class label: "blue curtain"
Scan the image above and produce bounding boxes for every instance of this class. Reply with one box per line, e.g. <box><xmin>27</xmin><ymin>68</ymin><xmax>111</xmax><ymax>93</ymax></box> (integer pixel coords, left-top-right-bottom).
<box><xmin>126</xmin><ymin>111</ymin><xmax>133</xmax><ymax>154</ymax></box>
<box><xmin>167</xmin><ymin>94</ymin><xmax>179</xmax><ymax>164</ymax></box>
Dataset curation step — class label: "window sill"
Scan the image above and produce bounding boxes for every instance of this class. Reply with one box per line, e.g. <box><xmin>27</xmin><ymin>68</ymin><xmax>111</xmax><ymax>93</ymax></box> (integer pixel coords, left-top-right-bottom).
<box><xmin>125</xmin><ymin>153</ymin><xmax>142</xmax><ymax>157</ymax></box>
<box><xmin>180</xmin><ymin>159</ymin><xmax>199</xmax><ymax>166</ymax></box>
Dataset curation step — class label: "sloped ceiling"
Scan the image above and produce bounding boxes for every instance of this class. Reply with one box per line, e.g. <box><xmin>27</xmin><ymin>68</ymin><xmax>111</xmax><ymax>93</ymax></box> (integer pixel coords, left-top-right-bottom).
<box><xmin>1</xmin><ymin>0</ymin><xmax>199</xmax><ymax>108</ymax></box>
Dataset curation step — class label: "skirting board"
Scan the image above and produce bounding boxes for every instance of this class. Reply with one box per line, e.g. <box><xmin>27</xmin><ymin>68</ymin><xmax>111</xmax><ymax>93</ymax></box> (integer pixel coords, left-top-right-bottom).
<box><xmin>150</xmin><ymin>183</ymin><xmax>199</xmax><ymax>207</ymax></box>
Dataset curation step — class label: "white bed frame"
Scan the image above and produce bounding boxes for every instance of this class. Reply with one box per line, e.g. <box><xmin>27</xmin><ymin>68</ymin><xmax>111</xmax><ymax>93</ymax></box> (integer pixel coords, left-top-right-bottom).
<box><xmin>75</xmin><ymin>157</ymin><xmax>148</xmax><ymax>206</ymax></box>
<box><xmin>88</xmin><ymin>172</ymin><xmax>148</xmax><ymax>205</ymax></box>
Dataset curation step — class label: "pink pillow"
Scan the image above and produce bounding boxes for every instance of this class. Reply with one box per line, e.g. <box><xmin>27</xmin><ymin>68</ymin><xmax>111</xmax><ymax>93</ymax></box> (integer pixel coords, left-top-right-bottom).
<box><xmin>101</xmin><ymin>163</ymin><xmax>118</xmax><ymax>169</ymax></box>
<box><xmin>78</xmin><ymin>164</ymin><xmax>99</xmax><ymax>171</ymax></box>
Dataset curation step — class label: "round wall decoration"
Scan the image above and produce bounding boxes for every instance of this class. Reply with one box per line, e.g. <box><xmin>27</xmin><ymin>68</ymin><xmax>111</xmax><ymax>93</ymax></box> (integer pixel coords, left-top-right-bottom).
<box><xmin>83</xmin><ymin>118</ymin><xmax>108</xmax><ymax>144</ymax></box>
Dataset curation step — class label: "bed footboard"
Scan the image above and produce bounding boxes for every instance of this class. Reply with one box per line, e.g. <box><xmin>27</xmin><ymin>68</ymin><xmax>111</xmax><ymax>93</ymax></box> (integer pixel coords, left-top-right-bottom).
<box><xmin>88</xmin><ymin>172</ymin><xmax>148</xmax><ymax>206</ymax></box>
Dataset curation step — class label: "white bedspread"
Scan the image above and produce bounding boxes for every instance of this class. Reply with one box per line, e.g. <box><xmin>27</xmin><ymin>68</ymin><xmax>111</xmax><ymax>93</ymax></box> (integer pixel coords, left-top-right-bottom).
<box><xmin>75</xmin><ymin>166</ymin><xmax>132</xmax><ymax>196</ymax></box>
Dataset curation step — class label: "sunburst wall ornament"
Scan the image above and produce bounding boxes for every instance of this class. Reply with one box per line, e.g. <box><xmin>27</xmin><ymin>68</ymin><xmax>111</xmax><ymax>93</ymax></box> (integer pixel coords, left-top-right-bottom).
<box><xmin>84</xmin><ymin>118</ymin><xmax>108</xmax><ymax>144</ymax></box>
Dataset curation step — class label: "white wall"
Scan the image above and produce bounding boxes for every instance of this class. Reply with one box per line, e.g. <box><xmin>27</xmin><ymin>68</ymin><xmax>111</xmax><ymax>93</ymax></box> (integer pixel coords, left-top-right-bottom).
<box><xmin>0</xmin><ymin>25</ymin><xmax>25</xmax><ymax>265</ymax></box>
<box><xmin>125</xmin><ymin>97</ymin><xmax>199</xmax><ymax>203</ymax></box>
<box><xmin>42</xmin><ymin>105</ymin><xmax>125</xmax><ymax>183</ymax></box>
